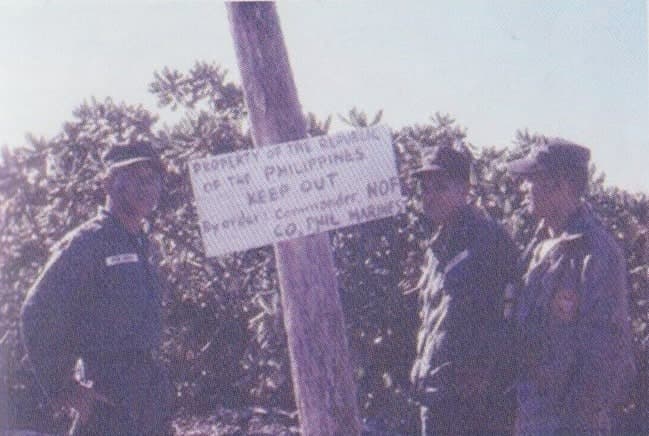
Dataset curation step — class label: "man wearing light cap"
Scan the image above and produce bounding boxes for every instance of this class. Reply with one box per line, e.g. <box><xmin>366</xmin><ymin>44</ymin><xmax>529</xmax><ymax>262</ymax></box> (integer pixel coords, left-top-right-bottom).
<box><xmin>410</xmin><ymin>146</ymin><xmax>519</xmax><ymax>435</ymax></box>
<box><xmin>21</xmin><ymin>140</ymin><xmax>173</xmax><ymax>435</ymax></box>
<box><xmin>508</xmin><ymin>138</ymin><xmax>636</xmax><ymax>435</ymax></box>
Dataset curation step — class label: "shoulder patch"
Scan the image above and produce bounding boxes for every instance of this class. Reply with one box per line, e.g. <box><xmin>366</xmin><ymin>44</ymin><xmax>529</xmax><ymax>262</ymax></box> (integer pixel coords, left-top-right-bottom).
<box><xmin>551</xmin><ymin>286</ymin><xmax>579</xmax><ymax>321</ymax></box>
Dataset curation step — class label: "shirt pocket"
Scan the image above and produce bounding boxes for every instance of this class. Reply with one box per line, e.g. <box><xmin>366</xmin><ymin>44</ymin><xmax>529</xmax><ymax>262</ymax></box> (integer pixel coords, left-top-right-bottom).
<box><xmin>102</xmin><ymin>254</ymin><xmax>143</xmax><ymax>293</ymax></box>
<box><xmin>97</xmin><ymin>259</ymin><xmax>149</xmax><ymax>323</ymax></box>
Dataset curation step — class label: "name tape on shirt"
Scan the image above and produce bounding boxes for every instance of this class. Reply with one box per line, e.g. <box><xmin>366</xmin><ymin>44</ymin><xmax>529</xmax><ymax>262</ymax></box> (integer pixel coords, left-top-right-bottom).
<box><xmin>105</xmin><ymin>253</ymin><xmax>139</xmax><ymax>266</ymax></box>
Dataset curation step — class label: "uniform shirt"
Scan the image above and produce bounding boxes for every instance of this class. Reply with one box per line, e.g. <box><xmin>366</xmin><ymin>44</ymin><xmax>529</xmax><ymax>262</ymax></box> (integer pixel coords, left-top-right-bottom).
<box><xmin>410</xmin><ymin>205</ymin><xmax>519</xmax><ymax>400</ymax></box>
<box><xmin>515</xmin><ymin>204</ymin><xmax>636</xmax><ymax>433</ymax></box>
<box><xmin>20</xmin><ymin>208</ymin><xmax>163</xmax><ymax>398</ymax></box>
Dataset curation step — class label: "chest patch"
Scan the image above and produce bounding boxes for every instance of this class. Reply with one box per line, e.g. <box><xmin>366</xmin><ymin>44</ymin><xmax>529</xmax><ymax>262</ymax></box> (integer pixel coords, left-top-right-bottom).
<box><xmin>106</xmin><ymin>253</ymin><xmax>139</xmax><ymax>266</ymax></box>
<box><xmin>551</xmin><ymin>287</ymin><xmax>579</xmax><ymax>321</ymax></box>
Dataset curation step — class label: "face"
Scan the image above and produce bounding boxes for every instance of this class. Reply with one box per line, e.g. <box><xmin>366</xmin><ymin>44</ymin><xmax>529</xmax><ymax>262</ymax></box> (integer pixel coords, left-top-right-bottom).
<box><xmin>417</xmin><ymin>171</ymin><xmax>466</xmax><ymax>225</ymax></box>
<box><xmin>523</xmin><ymin>172</ymin><xmax>563</xmax><ymax>219</ymax></box>
<box><xmin>109</xmin><ymin>162</ymin><xmax>163</xmax><ymax>218</ymax></box>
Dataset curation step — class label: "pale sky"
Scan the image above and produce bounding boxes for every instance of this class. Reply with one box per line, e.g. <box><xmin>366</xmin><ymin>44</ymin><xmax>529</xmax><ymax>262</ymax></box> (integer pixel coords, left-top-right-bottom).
<box><xmin>1</xmin><ymin>0</ymin><xmax>647</xmax><ymax>192</ymax></box>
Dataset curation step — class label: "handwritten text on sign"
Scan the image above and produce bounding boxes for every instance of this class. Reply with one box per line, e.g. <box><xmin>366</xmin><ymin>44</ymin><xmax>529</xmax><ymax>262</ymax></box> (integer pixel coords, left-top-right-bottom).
<box><xmin>189</xmin><ymin>125</ymin><xmax>406</xmax><ymax>256</ymax></box>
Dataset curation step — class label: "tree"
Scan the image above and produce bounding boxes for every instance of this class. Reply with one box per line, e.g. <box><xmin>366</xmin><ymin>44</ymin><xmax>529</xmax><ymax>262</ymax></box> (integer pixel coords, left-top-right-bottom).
<box><xmin>1</xmin><ymin>61</ymin><xmax>648</xmax><ymax>434</ymax></box>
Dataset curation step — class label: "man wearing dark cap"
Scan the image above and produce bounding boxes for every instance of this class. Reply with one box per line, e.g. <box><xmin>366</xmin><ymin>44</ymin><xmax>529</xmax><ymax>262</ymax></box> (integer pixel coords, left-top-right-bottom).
<box><xmin>20</xmin><ymin>141</ymin><xmax>173</xmax><ymax>435</ymax></box>
<box><xmin>508</xmin><ymin>138</ymin><xmax>636</xmax><ymax>435</ymax></box>
<box><xmin>410</xmin><ymin>146</ymin><xmax>519</xmax><ymax>435</ymax></box>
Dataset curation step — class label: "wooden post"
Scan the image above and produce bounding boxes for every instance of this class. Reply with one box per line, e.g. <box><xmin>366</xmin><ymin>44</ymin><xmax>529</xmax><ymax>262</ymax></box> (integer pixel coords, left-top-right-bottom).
<box><xmin>0</xmin><ymin>332</ymin><xmax>7</xmax><ymax>431</ymax></box>
<box><xmin>226</xmin><ymin>3</ymin><xmax>361</xmax><ymax>435</ymax></box>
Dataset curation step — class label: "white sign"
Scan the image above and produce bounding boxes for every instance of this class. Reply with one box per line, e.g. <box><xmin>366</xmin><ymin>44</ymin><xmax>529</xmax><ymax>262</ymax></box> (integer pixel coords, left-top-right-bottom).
<box><xmin>189</xmin><ymin>125</ymin><xmax>406</xmax><ymax>256</ymax></box>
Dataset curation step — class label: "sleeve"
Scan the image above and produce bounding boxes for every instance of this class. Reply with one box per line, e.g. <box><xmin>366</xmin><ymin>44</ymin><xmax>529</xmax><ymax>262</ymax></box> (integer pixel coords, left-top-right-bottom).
<box><xmin>479</xmin><ymin>230</ymin><xmax>520</xmax><ymax>387</ymax></box>
<box><xmin>443</xmin><ymin>235</ymin><xmax>504</xmax><ymax>362</ymax></box>
<box><xmin>504</xmin><ymin>234</ymin><xmax>523</xmax><ymax>321</ymax></box>
<box><xmin>20</xmin><ymin>233</ymin><xmax>95</xmax><ymax>398</ymax></box>
<box><xmin>504</xmin><ymin>233</ymin><xmax>523</xmax><ymax>285</ymax></box>
<box><xmin>473</xmin><ymin>227</ymin><xmax>519</xmax><ymax>324</ymax></box>
<box><xmin>565</xmin><ymin>246</ymin><xmax>635</xmax><ymax>431</ymax></box>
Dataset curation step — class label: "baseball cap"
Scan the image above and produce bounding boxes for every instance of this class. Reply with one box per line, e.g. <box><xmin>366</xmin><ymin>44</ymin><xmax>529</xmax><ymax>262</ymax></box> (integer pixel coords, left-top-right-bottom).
<box><xmin>102</xmin><ymin>141</ymin><xmax>164</xmax><ymax>173</ymax></box>
<box><xmin>507</xmin><ymin>138</ymin><xmax>590</xmax><ymax>176</ymax></box>
<box><xmin>412</xmin><ymin>146</ymin><xmax>472</xmax><ymax>182</ymax></box>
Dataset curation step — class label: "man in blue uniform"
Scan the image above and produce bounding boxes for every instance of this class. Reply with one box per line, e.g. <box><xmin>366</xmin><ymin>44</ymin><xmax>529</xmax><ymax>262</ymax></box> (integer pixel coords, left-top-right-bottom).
<box><xmin>20</xmin><ymin>141</ymin><xmax>172</xmax><ymax>435</ymax></box>
<box><xmin>410</xmin><ymin>146</ymin><xmax>519</xmax><ymax>435</ymax></box>
<box><xmin>508</xmin><ymin>139</ymin><xmax>636</xmax><ymax>435</ymax></box>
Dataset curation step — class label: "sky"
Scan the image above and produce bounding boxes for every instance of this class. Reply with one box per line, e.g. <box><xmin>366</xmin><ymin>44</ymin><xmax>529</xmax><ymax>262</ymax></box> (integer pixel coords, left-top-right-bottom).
<box><xmin>1</xmin><ymin>0</ymin><xmax>647</xmax><ymax>193</ymax></box>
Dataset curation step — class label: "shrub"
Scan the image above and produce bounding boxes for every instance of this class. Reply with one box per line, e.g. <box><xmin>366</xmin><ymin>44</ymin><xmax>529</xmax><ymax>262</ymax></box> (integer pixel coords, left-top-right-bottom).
<box><xmin>1</xmin><ymin>63</ymin><xmax>647</xmax><ymax>434</ymax></box>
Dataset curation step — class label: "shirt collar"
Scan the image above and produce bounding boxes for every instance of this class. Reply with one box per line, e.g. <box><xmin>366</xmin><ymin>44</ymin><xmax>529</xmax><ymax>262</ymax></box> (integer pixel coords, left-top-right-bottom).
<box><xmin>430</xmin><ymin>205</ymin><xmax>475</xmax><ymax>259</ymax></box>
<box><xmin>562</xmin><ymin>203</ymin><xmax>592</xmax><ymax>236</ymax></box>
<box><xmin>98</xmin><ymin>207</ymin><xmax>146</xmax><ymax>238</ymax></box>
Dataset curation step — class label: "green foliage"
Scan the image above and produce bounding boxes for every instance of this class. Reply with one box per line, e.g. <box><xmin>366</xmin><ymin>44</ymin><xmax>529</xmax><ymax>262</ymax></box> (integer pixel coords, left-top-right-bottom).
<box><xmin>1</xmin><ymin>62</ymin><xmax>648</xmax><ymax>434</ymax></box>
<box><xmin>338</xmin><ymin>107</ymin><xmax>383</xmax><ymax>128</ymax></box>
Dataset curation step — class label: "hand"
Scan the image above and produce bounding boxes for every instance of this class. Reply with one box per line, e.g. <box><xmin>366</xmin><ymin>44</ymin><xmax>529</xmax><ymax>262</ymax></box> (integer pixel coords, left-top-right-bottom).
<box><xmin>52</xmin><ymin>382</ymin><xmax>114</xmax><ymax>424</ymax></box>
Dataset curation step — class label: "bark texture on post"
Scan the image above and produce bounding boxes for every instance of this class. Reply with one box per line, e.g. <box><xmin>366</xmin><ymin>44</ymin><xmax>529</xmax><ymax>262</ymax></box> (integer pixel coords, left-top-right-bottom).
<box><xmin>226</xmin><ymin>3</ymin><xmax>361</xmax><ymax>436</ymax></box>
<box><xmin>0</xmin><ymin>333</ymin><xmax>7</xmax><ymax>432</ymax></box>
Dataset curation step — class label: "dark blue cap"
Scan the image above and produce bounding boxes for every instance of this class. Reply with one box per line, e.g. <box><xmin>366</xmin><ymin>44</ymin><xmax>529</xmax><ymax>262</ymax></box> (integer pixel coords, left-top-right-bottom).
<box><xmin>412</xmin><ymin>146</ymin><xmax>472</xmax><ymax>182</ymax></box>
<box><xmin>102</xmin><ymin>141</ymin><xmax>164</xmax><ymax>173</ymax></box>
<box><xmin>507</xmin><ymin>138</ymin><xmax>590</xmax><ymax>175</ymax></box>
